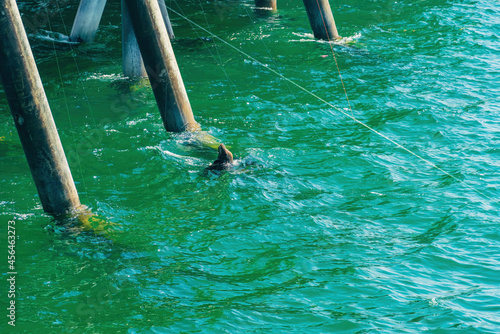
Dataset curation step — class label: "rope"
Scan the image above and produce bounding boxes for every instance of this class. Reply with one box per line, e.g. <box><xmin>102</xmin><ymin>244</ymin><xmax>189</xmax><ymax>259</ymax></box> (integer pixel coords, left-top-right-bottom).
<box><xmin>44</xmin><ymin>6</ymin><xmax>89</xmax><ymax>205</ymax></box>
<box><xmin>195</xmin><ymin>0</ymin><xmax>239</xmax><ymax>98</ymax></box>
<box><xmin>314</xmin><ymin>0</ymin><xmax>353</xmax><ymax>114</ymax></box>
<box><xmin>242</xmin><ymin>5</ymin><xmax>303</xmax><ymax>107</ymax></box>
<box><xmin>165</xmin><ymin>5</ymin><xmax>491</xmax><ymax>201</ymax></box>
<box><xmin>45</xmin><ymin>0</ymin><xmax>115</xmax><ymax>300</ymax></box>
<box><xmin>171</xmin><ymin>0</ymin><xmax>239</xmax><ymax>99</ymax></box>
<box><xmin>53</xmin><ymin>0</ymin><xmax>118</xmax><ymax>192</ymax></box>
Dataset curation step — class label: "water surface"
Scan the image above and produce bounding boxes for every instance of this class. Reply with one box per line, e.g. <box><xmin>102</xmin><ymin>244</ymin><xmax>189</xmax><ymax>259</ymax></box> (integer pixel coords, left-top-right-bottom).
<box><xmin>1</xmin><ymin>0</ymin><xmax>499</xmax><ymax>333</ymax></box>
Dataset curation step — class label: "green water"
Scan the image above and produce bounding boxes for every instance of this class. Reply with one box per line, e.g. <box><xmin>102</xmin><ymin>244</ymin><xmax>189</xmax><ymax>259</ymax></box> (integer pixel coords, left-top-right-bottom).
<box><xmin>1</xmin><ymin>0</ymin><xmax>499</xmax><ymax>333</ymax></box>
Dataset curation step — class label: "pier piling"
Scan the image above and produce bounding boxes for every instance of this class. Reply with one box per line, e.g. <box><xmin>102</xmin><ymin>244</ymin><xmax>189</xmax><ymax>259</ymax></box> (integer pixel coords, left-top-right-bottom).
<box><xmin>122</xmin><ymin>0</ymin><xmax>147</xmax><ymax>78</ymax></box>
<box><xmin>302</xmin><ymin>0</ymin><xmax>341</xmax><ymax>40</ymax></box>
<box><xmin>158</xmin><ymin>0</ymin><xmax>175</xmax><ymax>40</ymax></box>
<box><xmin>122</xmin><ymin>0</ymin><xmax>175</xmax><ymax>78</ymax></box>
<box><xmin>69</xmin><ymin>0</ymin><xmax>108</xmax><ymax>43</ymax></box>
<box><xmin>0</xmin><ymin>0</ymin><xmax>81</xmax><ymax>215</ymax></box>
<box><xmin>255</xmin><ymin>0</ymin><xmax>277</xmax><ymax>11</ymax></box>
<box><xmin>123</xmin><ymin>0</ymin><xmax>198</xmax><ymax>132</ymax></box>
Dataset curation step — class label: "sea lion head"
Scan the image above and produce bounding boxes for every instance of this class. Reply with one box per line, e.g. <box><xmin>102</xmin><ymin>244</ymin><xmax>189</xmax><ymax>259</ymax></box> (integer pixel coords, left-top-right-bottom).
<box><xmin>206</xmin><ymin>144</ymin><xmax>234</xmax><ymax>171</ymax></box>
<box><xmin>217</xmin><ymin>144</ymin><xmax>233</xmax><ymax>164</ymax></box>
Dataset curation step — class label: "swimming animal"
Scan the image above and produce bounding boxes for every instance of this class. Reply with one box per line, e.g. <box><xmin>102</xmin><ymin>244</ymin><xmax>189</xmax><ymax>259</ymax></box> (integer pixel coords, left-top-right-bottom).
<box><xmin>206</xmin><ymin>144</ymin><xmax>233</xmax><ymax>171</ymax></box>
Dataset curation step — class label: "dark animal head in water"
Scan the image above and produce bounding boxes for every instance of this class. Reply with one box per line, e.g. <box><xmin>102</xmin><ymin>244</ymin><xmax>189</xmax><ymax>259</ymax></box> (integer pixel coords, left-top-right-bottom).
<box><xmin>207</xmin><ymin>144</ymin><xmax>233</xmax><ymax>171</ymax></box>
<box><xmin>218</xmin><ymin>144</ymin><xmax>233</xmax><ymax>163</ymax></box>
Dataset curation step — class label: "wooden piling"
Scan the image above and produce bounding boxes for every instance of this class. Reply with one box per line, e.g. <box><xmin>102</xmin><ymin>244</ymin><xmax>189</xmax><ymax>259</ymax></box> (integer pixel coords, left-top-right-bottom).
<box><xmin>0</xmin><ymin>0</ymin><xmax>81</xmax><ymax>215</ymax></box>
<box><xmin>69</xmin><ymin>0</ymin><xmax>107</xmax><ymax>43</ymax></box>
<box><xmin>122</xmin><ymin>0</ymin><xmax>146</xmax><ymax>78</ymax></box>
<box><xmin>255</xmin><ymin>0</ymin><xmax>277</xmax><ymax>10</ymax></box>
<box><xmin>123</xmin><ymin>0</ymin><xmax>198</xmax><ymax>132</ymax></box>
<box><xmin>302</xmin><ymin>0</ymin><xmax>341</xmax><ymax>40</ymax></box>
<box><xmin>158</xmin><ymin>0</ymin><xmax>175</xmax><ymax>40</ymax></box>
<box><xmin>122</xmin><ymin>0</ymin><xmax>175</xmax><ymax>78</ymax></box>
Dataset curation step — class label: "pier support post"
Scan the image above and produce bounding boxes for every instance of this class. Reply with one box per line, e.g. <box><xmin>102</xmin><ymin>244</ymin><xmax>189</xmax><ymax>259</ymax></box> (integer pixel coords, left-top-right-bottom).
<box><xmin>255</xmin><ymin>0</ymin><xmax>277</xmax><ymax>10</ymax></box>
<box><xmin>122</xmin><ymin>0</ymin><xmax>146</xmax><ymax>78</ymax></box>
<box><xmin>122</xmin><ymin>0</ymin><xmax>175</xmax><ymax>78</ymax></box>
<box><xmin>123</xmin><ymin>0</ymin><xmax>198</xmax><ymax>132</ymax></box>
<box><xmin>302</xmin><ymin>0</ymin><xmax>341</xmax><ymax>40</ymax></box>
<box><xmin>0</xmin><ymin>0</ymin><xmax>81</xmax><ymax>215</ymax></box>
<box><xmin>69</xmin><ymin>0</ymin><xmax>107</xmax><ymax>43</ymax></box>
<box><xmin>158</xmin><ymin>0</ymin><xmax>175</xmax><ymax>41</ymax></box>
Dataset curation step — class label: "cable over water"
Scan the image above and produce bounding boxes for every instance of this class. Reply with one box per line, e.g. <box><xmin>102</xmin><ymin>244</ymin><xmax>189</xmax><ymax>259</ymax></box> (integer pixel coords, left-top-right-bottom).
<box><xmin>313</xmin><ymin>0</ymin><xmax>354</xmax><ymax>114</ymax></box>
<box><xmin>166</xmin><ymin>6</ymin><xmax>491</xmax><ymax>201</ymax></box>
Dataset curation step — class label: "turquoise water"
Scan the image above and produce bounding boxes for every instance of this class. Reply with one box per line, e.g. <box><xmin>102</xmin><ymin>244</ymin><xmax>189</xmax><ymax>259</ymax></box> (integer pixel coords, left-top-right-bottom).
<box><xmin>1</xmin><ymin>0</ymin><xmax>499</xmax><ymax>332</ymax></box>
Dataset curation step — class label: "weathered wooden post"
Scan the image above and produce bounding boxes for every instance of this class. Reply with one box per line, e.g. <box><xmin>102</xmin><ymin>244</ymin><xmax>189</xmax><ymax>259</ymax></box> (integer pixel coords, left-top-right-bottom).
<box><xmin>302</xmin><ymin>0</ymin><xmax>341</xmax><ymax>40</ymax></box>
<box><xmin>122</xmin><ymin>0</ymin><xmax>175</xmax><ymax>78</ymax></box>
<box><xmin>255</xmin><ymin>0</ymin><xmax>277</xmax><ymax>10</ymax></box>
<box><xmin>158</xmin><ymin>0</ymin><xmax>175</xmax><ymax>40</ymax></box>
<box><xmin>122</xmin><ymin>0</ymin><xmax>146</xmax><ymax>78</ymax></box>
<box><xmin>69</xmin><ymin>0</ymin><xmax>107</xmax><ymax>42</ymax></box>
<box><xmin>0</xmin><ymin>0</ymin><xmax>81</xmax><ymax>215</ymax></box>
<box><xmin>123</xmin><ymin>0</ymin><xmax>198</xmax><ymax>132</ymax></box>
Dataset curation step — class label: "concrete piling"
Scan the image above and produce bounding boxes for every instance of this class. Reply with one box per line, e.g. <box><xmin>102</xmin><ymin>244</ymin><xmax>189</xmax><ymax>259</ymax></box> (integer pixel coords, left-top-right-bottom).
<box><xmin>123</xmin><ymin>0</ymin><xmax>198</xmax><ymax>132</ymax></box>
<box><xmin>302</xmin><ymin>0</ymin><xmax>341</xmax><ymax>40</ymax></box>
<box><xmin>0</xmin><ymin>0</ymin><xmax>81</xmax><ymax>215</ymax></box>
<box><xmin>69</xmin><ymin>0</ymin><xmax>108</xmax><ymax>43</ymax></box>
